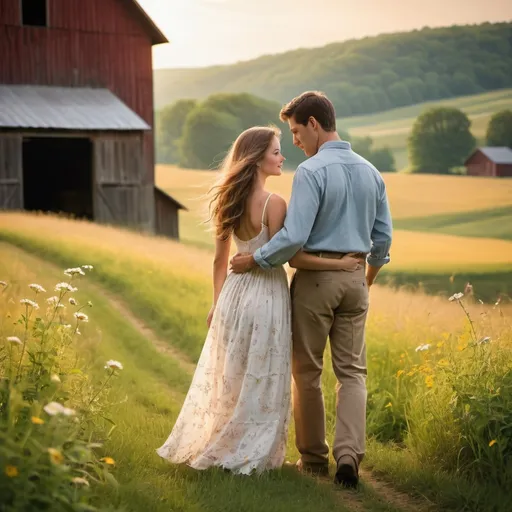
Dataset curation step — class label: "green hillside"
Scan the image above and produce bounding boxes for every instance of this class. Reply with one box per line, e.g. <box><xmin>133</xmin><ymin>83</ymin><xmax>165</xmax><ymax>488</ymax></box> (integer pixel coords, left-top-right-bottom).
<box><xmin>154</xmin><ymin>23</ymin><xmax>512</xmax><ymax>119</ymax></box>
<box><xmin>338</xmin><ymin>89</ymin><xmax>512</xmax><ymax>169</ymax></box>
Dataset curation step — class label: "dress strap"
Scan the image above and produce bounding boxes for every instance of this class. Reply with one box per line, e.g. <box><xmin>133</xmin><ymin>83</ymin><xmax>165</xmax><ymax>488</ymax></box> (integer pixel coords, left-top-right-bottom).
<box><xmin>261</xmin><ymin>193</ymin><xmax>273</xmax><ymax>226</ymax></box>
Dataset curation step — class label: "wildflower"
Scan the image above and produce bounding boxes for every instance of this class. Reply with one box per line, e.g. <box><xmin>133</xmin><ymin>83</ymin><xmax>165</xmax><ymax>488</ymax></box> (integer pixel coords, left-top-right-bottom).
<box><xmin>20</xmin><ymin>299</ymin><xmax>39</xmax><ymax>309</ymax></box>
<box><xmin>5</xmin><ymin>465</ymin><xmax>18</xmax><ymax>477</ymax></box>
<box><xmin>76</xmin><ymin>328</ymin><xmax>81</xmax><ymax>336</ymax></box>
<box><xmin>69</xmin><ymin>297</ymin><xmax>78</xmax><ymax>306</ymax></box>
<box><xmin>385</xmin><ymin>402</ymin><xmax>392</xmax><ymax>408</ymax></box>
<box><xmin>448</xmin><ymin>292</ymin><xmax>464</xmax><ymax>302</ymax></box>
<box><xmin>457</xmin><ymin>343</ymin><xmax>468</xmax><ymax>352</ymax></box>
<box><xmin>64</xmin><ymin>267</ymin><xmax>85</xmax><ymax>277</ymax></box>
<box><xmin>56</xmin><ymin>304</ymin><xmax>65</xmax><ymax>309</ymax></box>
<box><xmin>104</xmin><ymin>360</ymin><xmax>123</xmax><ymax>371</ymax></box>
<box><xmin>100</xmin><ymin>457</ymin><xmax>115</xmax><ymax>465</ymax></box>
<box><xmin>48</xmin><ymin>448</ymin><xmax>64</xmax><ymax>465</ymax></box>
<box><xmin>74</xmin><ymin>312</ymin><xmax>88</xmax><ymax>322</ymax></box>
<box><xmin>47</xmin><ymin>296</ymin><xmax>59</xmax><ymax>305</ymax></box>
<box><xmin>72</xmin><ymin>477</ymin><xmax>89</xmax><ymax>486</ymax></box>
<box><xmin>87</xmin><ymin>301</ymin><xmax>93</xmax><ymax>308</ymax></box>
<box><xmin>82</xmin><ymin>265</ymin><xmax>94</xmax><ymax>271</ymax></box>
<box><xmin>51</xmin><ymin>374</ymin><xmax>61</xmax><ymax>383</ymax></box>
<box><xmin>7</xmin><ymin>336</ymin><xmax>22</xmax><ymax>345</ymax></box>
<box><xmin>29</xmin><ymin>283</ymin><xmax>46</xmax><ymax>294</ymax></box>
<box><xmin>62</xmin><ymin>324</ymin><xmax>72</xmax><ymax>329</ymax></box>
<box><xmin>489</xmin><ymin>439</ymin><xmax>497</xmax><ymax>447</ymax></box>
<box><xmin>415</xmin><ymin>343</ymin><xmax>431</xmax><ymax>352</ymax></box>
<box><xmin>396</xmin><ymin>369</ymin><xmax>405</xmax><ymax>378</ymax></box>
<box><xmin>477</xmin><ymin>336</ymin><xmax>491</xmax><ymax>345</ymax></box>
<box><xmin>425</xmin><ymin>375</ymin><xmax>434</xmax><ymax>388</ymax></box>
<box><xmin>43</xmin><ymin>401</ymin><xmax>76</xmax><ymax>417</ymax></box>
<box><xmin>0</xmin><ymin>280</ymin><xmax>7</xmax><ymax>287</ymax></box>
<box><xmin>31</xmin><ymin>416</ymin><xmax>45</xmax><ymax>425</ymax></box>
<box><xmin>55</xmin><ymin>282</ymin><xmax>78</xmax><ymax>293</ymax></box>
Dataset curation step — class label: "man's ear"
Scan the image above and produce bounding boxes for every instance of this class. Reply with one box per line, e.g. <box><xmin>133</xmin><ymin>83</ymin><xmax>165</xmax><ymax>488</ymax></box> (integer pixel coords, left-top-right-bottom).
<box><xmin>308</xmin><ymin>116</ymin><xmax>318</xmax><ymax>130</ymax></box>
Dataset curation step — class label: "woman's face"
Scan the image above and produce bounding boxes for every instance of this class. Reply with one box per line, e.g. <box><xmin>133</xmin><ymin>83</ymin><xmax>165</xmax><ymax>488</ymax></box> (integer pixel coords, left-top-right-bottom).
<box><xmin>259</xmin><ymin>136</ymin><xmax>285</xmax><ymax>177</ymax></box>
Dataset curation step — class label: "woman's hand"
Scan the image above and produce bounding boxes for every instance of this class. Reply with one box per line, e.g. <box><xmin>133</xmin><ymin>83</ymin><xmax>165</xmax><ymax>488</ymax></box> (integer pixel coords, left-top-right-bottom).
<box><xmin>207</xmin><ymin>305</ymin><xmax>215</xmax><ymax>328</ymax></box>
<box><xmin>339</xmin><ymin>253</ymin><xmax>364</xmax><ymax>272</ymax></box>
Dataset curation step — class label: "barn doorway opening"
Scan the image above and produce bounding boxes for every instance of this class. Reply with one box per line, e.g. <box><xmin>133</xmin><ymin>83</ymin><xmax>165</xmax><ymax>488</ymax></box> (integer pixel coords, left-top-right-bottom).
<box><xmin>22</xmin><ymin>137</ymin><xmax>94</xmax><ymax>220</ymax></box>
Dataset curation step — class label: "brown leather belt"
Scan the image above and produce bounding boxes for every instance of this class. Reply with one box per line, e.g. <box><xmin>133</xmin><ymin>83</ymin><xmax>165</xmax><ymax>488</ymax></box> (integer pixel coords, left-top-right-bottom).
<box><xmin>308</xmin><ymin>251</ymin><xmax>367</xmax><ymax>260</ymax></box>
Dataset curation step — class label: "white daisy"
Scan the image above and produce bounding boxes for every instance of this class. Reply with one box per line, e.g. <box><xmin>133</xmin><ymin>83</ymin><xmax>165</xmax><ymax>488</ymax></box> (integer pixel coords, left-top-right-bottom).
<box><xmin>74</xmin><ymin>312</ymin><xmax>88</xmax><ymax>322</ymax></box>
<box><xmin>29</xmin><ymin>283</ymin><xmax>46</xmax><ymax>294</ymax></box>
<box><xmin>104</xmin><ymin>360</ymin><xmax>123</xmax><ymax>371</ymax></box>
<box><xmin>20</xmin><ymin>299</ymin><xmax>39</xmax><ymax>309</ymax></box>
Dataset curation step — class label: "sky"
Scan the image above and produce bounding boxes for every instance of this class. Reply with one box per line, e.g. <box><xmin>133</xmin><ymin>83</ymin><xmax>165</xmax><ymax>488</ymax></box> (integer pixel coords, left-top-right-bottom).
<box><xmin>137</xmin><ymin>0</ymin><xmax>512</xmax><ymax>69</ymax></box>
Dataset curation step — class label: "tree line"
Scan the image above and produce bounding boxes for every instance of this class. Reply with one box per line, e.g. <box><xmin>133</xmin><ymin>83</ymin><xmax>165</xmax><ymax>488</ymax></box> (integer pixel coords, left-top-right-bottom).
<box><xmin>154</xmin><ymin>23</ymin><xmax>512</xmax><ymax>118</ymax></box>
<box><xmin>156</xmin><ymin>93</ymin><xmax>396</xmax><ymax>171</ymax></box>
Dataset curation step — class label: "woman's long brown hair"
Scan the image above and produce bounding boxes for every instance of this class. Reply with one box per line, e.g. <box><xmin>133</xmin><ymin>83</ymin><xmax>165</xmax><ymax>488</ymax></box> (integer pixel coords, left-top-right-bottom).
<box><xmin>208</xmin><ymin>126</ymin><xmax>280</xmax><ymax>240</ymax></box>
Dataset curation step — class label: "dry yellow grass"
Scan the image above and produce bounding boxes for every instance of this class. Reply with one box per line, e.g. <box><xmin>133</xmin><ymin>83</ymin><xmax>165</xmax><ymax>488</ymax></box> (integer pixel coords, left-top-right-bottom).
<box><xmin>157</xmin><ymin>165</ymin><xmax>512</xmax><ymax>220</ymax></box>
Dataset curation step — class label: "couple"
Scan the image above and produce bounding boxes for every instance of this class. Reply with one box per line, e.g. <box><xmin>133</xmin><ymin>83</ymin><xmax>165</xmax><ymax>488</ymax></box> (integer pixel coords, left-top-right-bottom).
<box><xmin>156</xmin><ymin>91</ymin><xmax>392</xmax><ymax>487</ymax></box>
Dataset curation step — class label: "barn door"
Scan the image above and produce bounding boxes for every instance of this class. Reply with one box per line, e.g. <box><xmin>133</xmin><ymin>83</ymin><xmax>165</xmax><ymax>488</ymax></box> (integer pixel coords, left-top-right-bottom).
<box><xmin>93</xmin><ymin>135</ymin><xmax>154</xmax><ymax>230</ymax></box>
<box><xmin>0</xmin><ymin>135</ymin><xmax>23</xmax><ymax>210</ymax></box>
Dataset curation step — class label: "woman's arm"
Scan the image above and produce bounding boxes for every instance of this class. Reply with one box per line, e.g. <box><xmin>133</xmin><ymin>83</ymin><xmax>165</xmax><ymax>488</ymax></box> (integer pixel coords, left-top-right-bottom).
<box><xmin>207</xmin><ymin>235</ymin><xmax>231</xmax><ymax>327</ymax></box>
<box><xmin>289</xmin><ymin>250</ymin><xmax>362</xmax><ymax>271</ymax></box>
<box><xmin>266</xmin><ymin>196</ymin><xmax>362</xmax><ymax>272</ymax></box>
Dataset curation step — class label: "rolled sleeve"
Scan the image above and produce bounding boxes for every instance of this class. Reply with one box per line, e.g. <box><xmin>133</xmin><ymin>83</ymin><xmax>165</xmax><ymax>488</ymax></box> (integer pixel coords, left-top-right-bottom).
<box><xmin>254</xmin><ymin>166</ymin><xmax>321</xmax><ymax>268</ymax></box>
<box><xmin>367</xmin><ymin>185</ymin><xmax>393</xmax><ymax>267</ymax></box>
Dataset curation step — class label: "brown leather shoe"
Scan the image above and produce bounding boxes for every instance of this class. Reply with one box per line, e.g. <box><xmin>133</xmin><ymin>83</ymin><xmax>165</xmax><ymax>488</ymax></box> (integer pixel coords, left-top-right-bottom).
<box><xmin>334</xmin><ymin>455</ymin><xmax>359</xmax><ymax>488</ymax></box>
<box><xmin>295</xmin><ymin>459</ymin><xmax>329</xmax><ymax>477</ymax></box>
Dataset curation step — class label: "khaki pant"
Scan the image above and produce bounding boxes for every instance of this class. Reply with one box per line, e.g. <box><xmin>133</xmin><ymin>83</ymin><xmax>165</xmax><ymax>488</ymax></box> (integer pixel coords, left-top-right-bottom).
<box><xmin>290</xmin><ymin>266</ymin><xmax>369</xmax><ymax>466</ymax></box>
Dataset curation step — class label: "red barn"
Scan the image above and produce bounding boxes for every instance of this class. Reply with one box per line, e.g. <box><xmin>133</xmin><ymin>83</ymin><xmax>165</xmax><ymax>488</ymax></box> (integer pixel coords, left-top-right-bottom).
<box><xmin>464</xmin><ymin>147</ymin><xmax>512</xmax><ymax>178</ymax></box>
<box><xmin>0</xmin><ymin>0</ymin><xmax>186</xmax><ymax>239</ymax></box>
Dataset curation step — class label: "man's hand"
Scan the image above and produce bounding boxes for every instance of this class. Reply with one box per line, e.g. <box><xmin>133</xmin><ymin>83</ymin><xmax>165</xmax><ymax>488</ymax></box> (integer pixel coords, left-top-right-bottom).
<box><xmin>366</xmin><ymin>263</ymin><xmax>380</xmax><ymax>289</ymax></box>
<box><xmin>230</xmin><ymin>252</ymin><xmax>257</xmax><ymax>273</ymax></box>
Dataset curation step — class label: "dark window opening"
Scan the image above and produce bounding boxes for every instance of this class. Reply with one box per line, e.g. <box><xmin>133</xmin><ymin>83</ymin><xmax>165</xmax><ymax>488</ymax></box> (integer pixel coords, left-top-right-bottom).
<box><xmin>23</xmin><ymin>137</ymin><xmax>94</xmax><ymax>220</ymax></box>
<box><xmin>22</xmin><ymin>0</ymin><xmax>48</xmax><ymax>27</ymax></box>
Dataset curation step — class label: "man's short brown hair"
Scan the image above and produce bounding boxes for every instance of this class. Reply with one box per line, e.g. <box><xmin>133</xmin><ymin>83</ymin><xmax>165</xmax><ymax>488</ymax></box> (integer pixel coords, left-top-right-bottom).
<box><xmin>279</xmin><ymin>91</ymin><xmax>337</xmax><ymax>132</ymax></box>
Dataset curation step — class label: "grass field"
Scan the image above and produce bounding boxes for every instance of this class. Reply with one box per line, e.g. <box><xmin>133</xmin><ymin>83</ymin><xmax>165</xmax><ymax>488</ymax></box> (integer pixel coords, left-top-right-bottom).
<box><xmin>156</xmin><ymin>166</ymin><xmax>512</xmax><ymax>301</ymax></box>
<box><xmin>1</xmin><ymin>212</ymin><xmax>511</xmax><ymax>511</ymax></box>
<box><xmin>338</xmin><ymin>89</ymin><xmax>512</xmax><ymax>170</ymax></box>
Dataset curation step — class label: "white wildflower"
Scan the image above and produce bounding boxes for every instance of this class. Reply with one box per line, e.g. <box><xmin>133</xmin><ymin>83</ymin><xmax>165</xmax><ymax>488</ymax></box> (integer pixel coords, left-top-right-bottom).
<box><xmin>415</xmin><ymin>343</ymin><xmax>431</xmax><ymax>352</ymax></box>
<box><xmin>55</xmin><ymin>282</ymin><xmax>78</xmax><ymax>293</ymax></box>
<box><xmin>76</xmin><ymin>329</ymin><xmax>81</xmax><ymax>336</ymax></box>
<box><xmin>71</xmin><ymin>477</ymin><xmax>89</xmax><ymax>486</ymax></box>
<box><xmin>51</xmin><ymin>374</ymin><xmax>61</xmax><ymax>383</ymax></box>
<box><xmin>74</xmin><ymin>312</ymin><xmax>88</xmax><ymax>322</ymax></box>
<box><xmin>104</xmin><ymin>360</ymin><xmax>123</xmax><ymax>371</ymax></box>
<box><xmin>20</xmin><ymin>299</ymin><xmax>39</xmax><ymax>309</ymax></box>
<box><xmin>69</xmin><ymin>297</ymin><xmax>78</xmax><ymax>306</ymax></box>
<box><xmin>82</xmin><ymin>265</ymin><xmax>94</xmax><ymax>271</ymax></box>
<box><xmin>477</xmin><ymin>336</ymin><xmax>491</xmax><ymax>345</ymax></box>
<box><xmin>62</xmin><ymin>324</ymin><xmax>72</xmax><ymax>329</ymax></box>
<box><xmin>46</xmin><ymin>296</ymin><xmax>59</xmax><ymax>305</ymax></box>
<box><xmin>64</xmin><ymin>267</ymin><xmax>85</xmax><ymax>277</ymax></box>
<box><xmin>43</xmin><ymin>401</ymin><xmax>76</xmax><ymax>416</ymax></box>
<box><xmin>29</xmin><ymin>283</ymin><xmax>46</xmax><ymax>294</ymax></box>
<box><xmin>448</xmin><ymin>292</ymin><xmax>464</xmax><ymax>302</ymax></box>
<box><xmin>7</xmin><ymin>336</ymin><xmax>22</xmax><ymax>345</ymax></box>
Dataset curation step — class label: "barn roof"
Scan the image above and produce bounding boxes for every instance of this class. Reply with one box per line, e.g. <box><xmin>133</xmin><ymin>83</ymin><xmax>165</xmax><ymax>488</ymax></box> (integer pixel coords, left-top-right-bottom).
<box><xmin>476</xmin><ymin>147</ymin><xmax>512</xmax><ymax>164</ymax></box>
<box><xmin>129</xmin><ymin>0</ymin><xmax>169</xmax><ymax>45</ymax></box>
<box><xmin>155</xmin><ymin>186</ymin><xmax>188</xmax><ymax>210</ymax></box>
<box><xmin>0</xmin><ymin>85</ymin><xmax>150</xmax><ymax>131</ymax></box>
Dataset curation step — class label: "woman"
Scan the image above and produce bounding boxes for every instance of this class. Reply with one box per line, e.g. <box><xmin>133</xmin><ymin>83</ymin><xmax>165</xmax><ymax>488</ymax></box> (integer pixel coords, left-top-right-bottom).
<box><xmin>156</xmin><ymin>126</ymin><xmax>361</xmax><ymax>475</ymax></box>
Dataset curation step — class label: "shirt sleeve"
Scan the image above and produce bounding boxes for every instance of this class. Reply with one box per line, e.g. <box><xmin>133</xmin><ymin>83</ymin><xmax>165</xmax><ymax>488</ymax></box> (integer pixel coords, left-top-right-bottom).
<box><xmin>367</xmin><ymin>181</ymin><xmax>393</xmax><ymax>267</ymax></box>
<box><xmin>254</xmin><ymin>166</ymin><xmax>321</xmax><ymax>269</ymax></box>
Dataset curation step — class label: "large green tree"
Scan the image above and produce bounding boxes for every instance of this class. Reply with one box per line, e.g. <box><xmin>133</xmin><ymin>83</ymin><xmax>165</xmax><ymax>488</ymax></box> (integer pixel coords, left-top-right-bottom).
<box><xmin>155</xmin><ymin>99</ymin><xmax>197</xmax><ymax>164</ymax></box>
<box><xmin>408</xmin><ymin>107</ymin><xmax>476</xmax><ymax>173</ymax></box>
<box><xmin>486</xmin><ymin>109</ymin><xmax>512</xmax><ymax>148</ymax></box>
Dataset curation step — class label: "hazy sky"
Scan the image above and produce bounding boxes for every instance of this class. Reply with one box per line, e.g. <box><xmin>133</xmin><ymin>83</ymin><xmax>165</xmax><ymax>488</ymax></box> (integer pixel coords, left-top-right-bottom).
<box><xmin>138</xmin><ymin>0</ymin><xmax>512</xmax><ymax>69</ymax></box>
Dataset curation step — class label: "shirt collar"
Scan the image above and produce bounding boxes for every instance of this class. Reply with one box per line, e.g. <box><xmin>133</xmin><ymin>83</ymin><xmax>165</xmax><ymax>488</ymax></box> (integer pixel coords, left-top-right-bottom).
<box><xmin>318</xmin><ymin>140</ymin><xmax>351</xmax><ymax>152</ymax></box>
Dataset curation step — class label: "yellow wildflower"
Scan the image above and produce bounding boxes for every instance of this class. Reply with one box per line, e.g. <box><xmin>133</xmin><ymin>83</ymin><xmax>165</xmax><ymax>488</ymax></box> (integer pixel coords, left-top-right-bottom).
<box><xmin>489</xmin><ymin>440</ymin><xmax>497</xmax><ymax>447</ymax></box>
<box><xmin>396</xmin><ymin>370</ymin><xmax>405</xmax><ymax>378</ymax></box>
<box><xmin>48</xmin><ymin>448</ymin><xmax>64</xmax><ymax>465</ymax></box>
<box><xmin>5</xmin><ymin>465</ymin><xmax>18</xmax><ymax>477</ymax></box>
<box><xmin>31</xmin><ymin>416</ymin><xmax>44</xmax><ymax>425</ymax></box>
<box><xmin>425</xmin><ymin>375</ymin><xmax>434</xmax><ymax>388</ymax></box>
<box><xmin>385</xmin><ymin>402</ymin><xmax>392</xmax><ymax>408</ymax></box>
<box><xmin>100</xmin><ymin>457</ymin><xmax>115</xmax><ymax>465</ymax></box>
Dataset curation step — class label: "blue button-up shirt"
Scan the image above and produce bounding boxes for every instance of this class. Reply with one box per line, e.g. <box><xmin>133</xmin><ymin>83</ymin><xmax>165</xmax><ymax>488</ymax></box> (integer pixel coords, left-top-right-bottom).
<box><xmin>254</xmin><ymin>140</ymin><xmax>393</xmax><ymax>269</ymax></box>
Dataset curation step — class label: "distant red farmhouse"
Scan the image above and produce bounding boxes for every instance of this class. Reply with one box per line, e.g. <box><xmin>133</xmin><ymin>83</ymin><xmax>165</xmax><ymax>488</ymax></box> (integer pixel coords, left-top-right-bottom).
<box><xmin>464</xmin><ymin>147</ymin><xmax>512</xmax><ymax>178</ymax></box>
<box><xmin>0</xmin><ymin>0</ymin><xmax>186</xmax><ymax>239</ymax></box>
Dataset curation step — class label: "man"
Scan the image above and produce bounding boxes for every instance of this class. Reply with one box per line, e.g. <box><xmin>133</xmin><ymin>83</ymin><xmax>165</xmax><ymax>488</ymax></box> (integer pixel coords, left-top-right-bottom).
<box><xmin>230</xmin><ymin>91</ymin><xmax>392</xmax><ymax>487</ymax></box>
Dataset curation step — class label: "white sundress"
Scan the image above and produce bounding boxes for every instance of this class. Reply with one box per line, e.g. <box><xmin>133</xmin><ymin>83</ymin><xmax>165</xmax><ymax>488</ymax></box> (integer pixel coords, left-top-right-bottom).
<box><xmin>156</xmin><ymin>194</ymin><xmax>292</xmax><ymax>475</ymax></box>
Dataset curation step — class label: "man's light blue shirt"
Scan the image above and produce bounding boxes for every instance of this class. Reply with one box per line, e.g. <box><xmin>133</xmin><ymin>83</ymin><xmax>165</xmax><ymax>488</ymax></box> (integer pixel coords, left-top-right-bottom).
<box><xmin>253</xmin><ymin>140</ymin><xmax>393</xmax><ymax>269</ymax></box>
